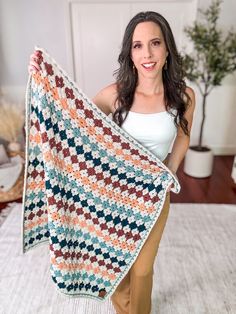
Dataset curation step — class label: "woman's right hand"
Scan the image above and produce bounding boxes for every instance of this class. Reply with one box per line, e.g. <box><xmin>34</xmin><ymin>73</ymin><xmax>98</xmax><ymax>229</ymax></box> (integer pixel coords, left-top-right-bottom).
<box><xmin>28</xmin><ymin>50</ymin><xmax>42</xmax><ymax>74</ymax></box>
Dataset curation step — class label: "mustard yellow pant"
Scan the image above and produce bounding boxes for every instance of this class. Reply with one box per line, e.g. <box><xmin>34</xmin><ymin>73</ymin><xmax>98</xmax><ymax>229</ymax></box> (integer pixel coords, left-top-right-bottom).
<box><xmin>111</xmin><ymin>189</ymin><xmax>170</xmax><ymax>314</ymax></box>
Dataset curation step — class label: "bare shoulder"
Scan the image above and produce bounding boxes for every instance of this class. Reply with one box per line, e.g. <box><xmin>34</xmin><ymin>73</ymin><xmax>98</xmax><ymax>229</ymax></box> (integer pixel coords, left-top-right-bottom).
<box><xmin>185</xmin><ymin>86</ymin><xmax>195</xmax><ymax>109</ymax></box>
<box><xmin>92</xmin><ymin>83</ymin><xmax>118</xmax><ymax>115</ymax></box>
<box><xmin>95</xmin><ymin>83</ymin><xmax>117</xmax><ymax>98</ymax></box>
<box><xmin>176</xmin><ymin>86</ymin><xmax>196</xmax><ymax>136</ymax></box>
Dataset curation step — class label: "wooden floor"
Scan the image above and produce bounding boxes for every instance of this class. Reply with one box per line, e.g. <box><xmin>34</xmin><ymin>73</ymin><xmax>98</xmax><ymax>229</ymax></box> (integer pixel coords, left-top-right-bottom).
<box><xmin>0</xmin><ymin>156</ymin><xmax>235</xmax><ymax>212</ymax></box>
<box><xmin>171</xmin><ymin>155</ymin><xmax>236</xmax><ymax>204</ymax></box>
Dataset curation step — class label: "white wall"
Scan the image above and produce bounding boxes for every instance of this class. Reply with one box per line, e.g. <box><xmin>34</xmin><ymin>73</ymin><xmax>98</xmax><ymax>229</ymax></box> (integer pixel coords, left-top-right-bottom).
<box><xmin>0</xmin><ymin>0</ymin><xmax>235</xmax><ymax>154</ymax></box>
<box><xmin>0</xmin><ymin>0</ymin><xmax>70</xmax><ymax>102</ymax></box>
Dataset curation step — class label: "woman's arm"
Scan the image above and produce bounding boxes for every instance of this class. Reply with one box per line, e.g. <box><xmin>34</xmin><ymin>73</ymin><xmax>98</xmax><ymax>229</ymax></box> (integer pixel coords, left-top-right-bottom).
<box><xmin>167</xmin><ymin>86</ymin><xmax>196</xmax><ymax>174</ymax></box>
<box><xmin>92</xmin><ymin>83</ymin><xmax>117</xmax><ymax>116</ymax></box>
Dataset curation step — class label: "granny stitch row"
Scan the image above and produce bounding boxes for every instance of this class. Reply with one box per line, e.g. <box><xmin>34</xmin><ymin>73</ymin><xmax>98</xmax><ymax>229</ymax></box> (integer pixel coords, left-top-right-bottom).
<box><xmin>22</xmin><ymin>48</ymin><xmax>180</xmax><ymax>301</ymax></box>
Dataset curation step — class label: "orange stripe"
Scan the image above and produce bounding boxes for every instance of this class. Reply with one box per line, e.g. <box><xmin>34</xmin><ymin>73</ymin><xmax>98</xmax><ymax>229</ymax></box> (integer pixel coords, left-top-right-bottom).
<box><xmin>32</xmin><ymin>72</ymin><xmax>43</xmax><ymax>85</ymax></box>
<box><xmin>60</xmin><ymin>98</ymin><xmax>68</xmax><ymax>110</ymax></box>
<box><xmin>25</xmin><ymin>217</ymin><xmax>48</xmax><ymax>230</ymax></box>
<box><xmin>27</xmin><ymin>180</ymin><xmax>44</xmax><ymax>190</ymax></box>
<box><xmin>42</xmin><ymin>77</ymin><xmax>50</xmax><ymax>93</ymax></box>
<box><xmin>51</xmin><ymin>87</ymin><xmax>59</xmax><ymax>100</ymax></box>
<box><xmin>50</xmin><ymin>257</ymin><xmax>117</xmax><ymax>281</ymax></box>
<box><xmin>29</xmin><ymin>133</ymin><xmax>41</xmax><ymax>144</ymax></box>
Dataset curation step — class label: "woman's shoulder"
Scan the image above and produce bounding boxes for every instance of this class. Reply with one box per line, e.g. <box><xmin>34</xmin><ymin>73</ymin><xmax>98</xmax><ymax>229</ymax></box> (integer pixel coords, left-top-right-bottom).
<box><xmin>185</xmin><ymin>86</ymin><xmax>195</xmax><ymax>105</ymax></box>
<box><xmin>181</xmin><ymin>85</ymin><xmax>196</xmax><ymax>113</ymax></box>
<box><xmin>183</xmin><ymin>86</ymin><xmax>196</xmax><ymax>121</ymax></box>
<box><xmin>185</xmin><ymin>86</ymin><xmax>195</xmax><ymax>98</ymax></box>
<box><xmin>92</xmin><ymin>83</ymin><xmax>118</xmax><ymax>115</ymax></box>
<box><xmin>96</xmin><ymin>82</ymin><xmax>117</xmax><ymax>95</ymax></box>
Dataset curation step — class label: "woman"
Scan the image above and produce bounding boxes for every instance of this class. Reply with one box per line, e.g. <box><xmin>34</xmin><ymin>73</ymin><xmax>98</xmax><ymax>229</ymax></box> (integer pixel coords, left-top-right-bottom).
<box><xmin>29</xmin><ymin>11</ymin><xmax>195</xmax><ymax>314</ymax></box>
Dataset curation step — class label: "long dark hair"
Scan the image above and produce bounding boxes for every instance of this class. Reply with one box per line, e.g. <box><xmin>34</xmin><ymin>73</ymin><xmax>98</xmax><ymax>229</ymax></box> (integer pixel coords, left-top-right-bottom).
<box><xmin>112</xmin><ymin>11</ymin><xmax>191</xmax><ymax>136</ymax></box>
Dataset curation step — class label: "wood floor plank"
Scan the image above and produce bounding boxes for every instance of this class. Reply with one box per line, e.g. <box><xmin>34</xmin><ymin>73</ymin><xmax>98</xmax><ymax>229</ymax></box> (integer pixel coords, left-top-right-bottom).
<box><xmin>171</xmin><ymin>155</ymin><xmax>236</xmax><ymax>204</ymax></box>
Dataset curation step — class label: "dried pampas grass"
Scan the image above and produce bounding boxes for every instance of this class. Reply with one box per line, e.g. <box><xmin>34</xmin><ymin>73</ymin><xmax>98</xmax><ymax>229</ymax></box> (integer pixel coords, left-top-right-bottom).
<box><xmin>0</xmin><ymin>98</ymin><xmax>24</xmax><ymax>143</ymax></box>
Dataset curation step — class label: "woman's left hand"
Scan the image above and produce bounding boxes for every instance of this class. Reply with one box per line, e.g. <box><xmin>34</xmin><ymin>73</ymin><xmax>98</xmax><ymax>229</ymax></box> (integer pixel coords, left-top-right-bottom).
<box><xmin>167</xmin><ymin>172</ymin><xmax>178</xmax><ymax>193</ymax></box>
<box><xmin>167</xmin><ymin>185</ymin><xmax>172</xmax><ymax>193</ymax></box>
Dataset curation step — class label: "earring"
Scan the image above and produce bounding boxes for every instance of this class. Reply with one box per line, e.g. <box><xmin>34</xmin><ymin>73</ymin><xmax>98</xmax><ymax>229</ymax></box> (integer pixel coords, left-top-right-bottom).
<box><xmin>133</xmin><ymin>64</ymin><xmax>136</xmax><ymax>73</ymax></box>
<box><xmin>164</xmin><ymin>59</ymin><xmax>168</xmax><ymax>70</ymax></box>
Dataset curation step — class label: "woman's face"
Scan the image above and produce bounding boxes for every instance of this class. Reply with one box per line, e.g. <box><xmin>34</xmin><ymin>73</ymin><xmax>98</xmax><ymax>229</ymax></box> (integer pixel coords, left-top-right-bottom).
<box><xmin>131</xmin><ymin>21</ymin><xmax>168</xmax><ymax>80</ymax></box>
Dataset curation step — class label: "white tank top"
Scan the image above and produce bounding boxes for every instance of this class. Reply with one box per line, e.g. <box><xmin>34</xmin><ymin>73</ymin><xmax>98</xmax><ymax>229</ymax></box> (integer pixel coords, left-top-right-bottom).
<box><xmin>121</xmin><ymin>110</ymin><xmax>177</xmax><ymax>161</ymax></box>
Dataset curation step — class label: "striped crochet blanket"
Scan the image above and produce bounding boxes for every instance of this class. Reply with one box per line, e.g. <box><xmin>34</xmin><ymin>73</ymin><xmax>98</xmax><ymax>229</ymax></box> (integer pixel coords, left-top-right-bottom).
<box><xmin>22</xmin><ymin>48</ymin><xmax>180</xmax><ymax>301</ymax></box>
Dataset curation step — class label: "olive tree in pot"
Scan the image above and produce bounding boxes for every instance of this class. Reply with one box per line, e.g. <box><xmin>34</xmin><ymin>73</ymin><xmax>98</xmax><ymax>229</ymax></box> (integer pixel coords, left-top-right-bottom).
<box><xmin>182</xmin><ymin>0</ymin><xmax>236</xmax><ymax>178</ymax></box>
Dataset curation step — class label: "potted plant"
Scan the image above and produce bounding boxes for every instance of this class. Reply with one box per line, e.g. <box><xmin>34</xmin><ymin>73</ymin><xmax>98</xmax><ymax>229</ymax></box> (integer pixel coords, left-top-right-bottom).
<box><xmin>182</xmin><ymin>0</ymin><xmax>236</xmax><ymax>178</ymax></box>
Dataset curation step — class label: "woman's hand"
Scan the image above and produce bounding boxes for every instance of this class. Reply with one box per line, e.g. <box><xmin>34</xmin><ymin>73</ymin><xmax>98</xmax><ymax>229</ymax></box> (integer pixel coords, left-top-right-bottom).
<box><xmin>167</xmin><ymin>185</ymin><xmax>171</xmax><ymax>193</ymax></box>
<box><xmin>28</xmin><ymin>50</ymin><xmax>41</xmax><ymax>74</ymax></box>
<box><xmin>167</xmin><ymin>172</ymin><xmax>178</xmax><ymax>192</ymax></box>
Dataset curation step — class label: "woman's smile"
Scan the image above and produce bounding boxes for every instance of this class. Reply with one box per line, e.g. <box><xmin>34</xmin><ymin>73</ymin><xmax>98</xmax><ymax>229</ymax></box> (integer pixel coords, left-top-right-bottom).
<box><xmin>141</xmin><ymin>62</ymin><xmax>157</xmax><ymax>71</ymax></box>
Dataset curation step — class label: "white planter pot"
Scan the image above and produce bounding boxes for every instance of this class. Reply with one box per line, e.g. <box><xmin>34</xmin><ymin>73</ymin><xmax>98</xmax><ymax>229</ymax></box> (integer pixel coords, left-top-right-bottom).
<box><xmin>183</xmin><ymin>146</ymin><xmax>214</xmax><ymax>178</ymax></box>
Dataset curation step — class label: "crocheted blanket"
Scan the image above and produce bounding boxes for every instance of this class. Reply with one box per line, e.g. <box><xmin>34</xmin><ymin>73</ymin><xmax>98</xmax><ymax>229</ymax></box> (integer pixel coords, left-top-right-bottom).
<box><xmin>22</xmin><ymin>48</ymin><xmax>181</xmax><ymax>301</ymax></box>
